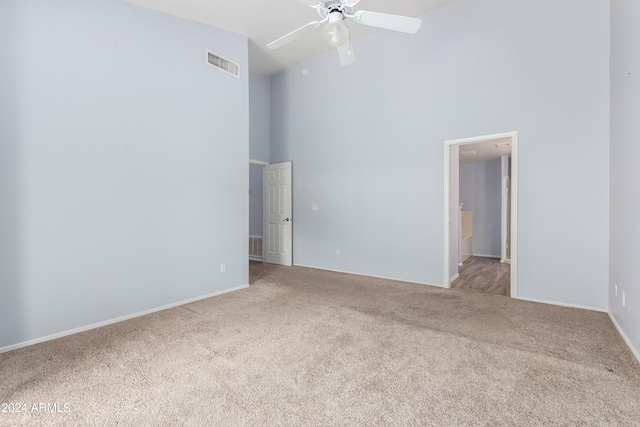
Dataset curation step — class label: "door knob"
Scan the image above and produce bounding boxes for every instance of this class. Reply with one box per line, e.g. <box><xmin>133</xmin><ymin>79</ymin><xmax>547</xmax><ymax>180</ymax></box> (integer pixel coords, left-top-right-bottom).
<box><xmin>283</xmin><ymin>218</ymin><xmax>291</xmax><ymax>222</ymax></box>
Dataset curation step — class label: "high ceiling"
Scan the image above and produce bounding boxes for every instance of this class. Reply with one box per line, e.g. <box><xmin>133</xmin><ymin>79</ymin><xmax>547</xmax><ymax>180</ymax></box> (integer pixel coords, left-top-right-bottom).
<box><xmin>125</xmin><ymin>0</ymin><xmax>456</xmax><ymax>75</ymax></box>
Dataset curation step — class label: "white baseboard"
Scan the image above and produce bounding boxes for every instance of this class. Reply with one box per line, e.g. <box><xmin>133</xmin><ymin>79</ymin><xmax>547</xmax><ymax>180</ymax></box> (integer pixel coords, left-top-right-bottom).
<box><xmin>608</xmin><ymin>312</ymin><xmax>640</xmax><ymax>364</ymax></box>
<box><xmin>513</xmin><ymin>296</ymin><xmax>608</xmax><ymax>313</ymax></box>
<box><xmin>293</xmin><ymin>264</ymin><xmax>443</xmax><ymax>288</ymax></box>
<box><xmin>450</xmin><ymin>273</ymin><xmax>460</xmax><ymax>283</ymax></box>
<box><xmin>249</xmin><ymin>256</ymin><xmax>263</xmax><ymax>262</ymax></box>
<box><xmin>473</xmin><ymin>253</ymin><xmax>501</xmax><ymax>259</ymax></box>
<box><xmin>0</xmin><ymin>284</ymin><xmax>250</xmax><ymax>355</ymax></box>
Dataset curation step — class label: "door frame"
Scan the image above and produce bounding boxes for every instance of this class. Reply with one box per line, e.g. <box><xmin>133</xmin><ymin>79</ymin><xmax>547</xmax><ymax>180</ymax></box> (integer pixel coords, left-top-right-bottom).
<box><xmin>501</xmin><ymin>173</ymin><xmax>510</xmax><ymax>263</ymax></box>
<box><xmin>443</xmin><ymin>131</ymin><xmax>519</xmax><ymax>297</ymax></box>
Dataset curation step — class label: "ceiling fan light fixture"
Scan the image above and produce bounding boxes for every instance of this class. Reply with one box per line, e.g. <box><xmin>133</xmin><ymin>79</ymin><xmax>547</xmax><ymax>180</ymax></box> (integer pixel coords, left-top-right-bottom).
<box><xmin>267</xmin><ymin>1</ymin><xmax>423</xmax><ymax>67</ymax></box>
<box><xmin>322</xmin><ymin>12</ymin><xmax>349</xmax><ymax>47</ymax></box>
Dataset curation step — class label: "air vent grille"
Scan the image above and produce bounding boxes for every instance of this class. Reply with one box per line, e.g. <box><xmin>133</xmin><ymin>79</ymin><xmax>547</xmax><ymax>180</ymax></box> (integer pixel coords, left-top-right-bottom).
<box><xmin>206</xmin><ymin>50</ymin><xmax>240</xmax><ymax>78</ymax></box>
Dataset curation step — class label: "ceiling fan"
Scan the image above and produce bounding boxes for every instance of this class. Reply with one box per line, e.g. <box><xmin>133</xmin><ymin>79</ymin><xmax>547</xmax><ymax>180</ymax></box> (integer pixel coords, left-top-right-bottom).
<box><xmin>267</xmin><ymin>0</ymin><xmax>422</xmax><ymax>66</ymax></box>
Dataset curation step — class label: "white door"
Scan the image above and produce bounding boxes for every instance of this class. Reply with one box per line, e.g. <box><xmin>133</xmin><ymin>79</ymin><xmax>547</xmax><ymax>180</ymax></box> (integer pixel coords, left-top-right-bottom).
<box><xmin>263</xmin><ymin>162</ymin><xmax>292</xmax><ymax>266</ymax></box>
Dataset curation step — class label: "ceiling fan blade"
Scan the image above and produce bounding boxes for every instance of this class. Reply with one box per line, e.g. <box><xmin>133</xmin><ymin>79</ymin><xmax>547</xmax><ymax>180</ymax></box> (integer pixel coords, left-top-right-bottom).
<box><xmin>267</xmin><ymin>21</ymin><xmax>320</xmax><ymax>50</ymax></box>
<box><xmin>337</xmin><ymin>42</ymin><xmax>356</xmax><ymax>66</ymax></box>
<box><xmin>353</xmin><ymin>10</ymin><xmax>422</xmax><ymax>34</ymax></box>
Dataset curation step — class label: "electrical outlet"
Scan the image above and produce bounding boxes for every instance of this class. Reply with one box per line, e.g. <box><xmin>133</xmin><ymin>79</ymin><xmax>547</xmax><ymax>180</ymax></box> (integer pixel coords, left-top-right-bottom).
<box><xmin>336</xmin><ymin>249</ymin><xmax>341</xmax><ymax>256</ymax></box>
<box><xmin>622</xmin><ymin>291</ymin><xmax>626</xmax><ymax>307</ymax></box>
<box><xmin>311</xmin><ymin>204</ymin><xmax>318</xmax><ymax>211</ymax></box>
<box><xmin>221</xmin><ymin>263</ymin><xmax>227</xmax><ymax>273</ymax></box>
<box><xmin>615</xmin><ymin>284</ymin><xmax>618</xmax><ymax>297</ymax></box>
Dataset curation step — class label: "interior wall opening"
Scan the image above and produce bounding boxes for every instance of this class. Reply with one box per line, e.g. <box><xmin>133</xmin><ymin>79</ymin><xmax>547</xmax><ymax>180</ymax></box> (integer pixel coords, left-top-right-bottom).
<box><xmin>444</xmin><ymin>132</ymin><xmax>518</xmax><ymax>297</ymax></box>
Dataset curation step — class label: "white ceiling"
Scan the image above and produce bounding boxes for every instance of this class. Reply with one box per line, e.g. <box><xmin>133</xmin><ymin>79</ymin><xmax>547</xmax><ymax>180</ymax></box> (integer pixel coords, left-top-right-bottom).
<box><xmin>459</xmin><ymin>138</ymin><xmax>512</xmax><ymax>164</ymax></box>
<box><xmin>125</xmin><ymin>0</ymin><xmax>456</xmax><ymax>75</ymax></box>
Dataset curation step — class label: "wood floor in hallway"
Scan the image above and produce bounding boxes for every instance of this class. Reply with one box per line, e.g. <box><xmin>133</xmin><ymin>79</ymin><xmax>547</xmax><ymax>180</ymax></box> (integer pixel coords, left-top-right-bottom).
<box><xmin>451</xmin><ymin>256</ymin><xmax>510</xmax><ymax>296</ymax></box>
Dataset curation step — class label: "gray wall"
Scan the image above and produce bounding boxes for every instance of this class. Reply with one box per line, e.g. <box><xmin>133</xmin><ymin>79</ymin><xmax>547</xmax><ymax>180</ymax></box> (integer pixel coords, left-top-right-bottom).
<box><xmin>0</xmin><ymin>0</ymin><xmax>22</xmax><ymax>351</ymax></box>
<box><xmin>460</xmin><ymin>159</ymin><xmax>502</xmax><ymax>258</ymax></box>
<box><xmin>610</xmin><ymin>0</ymin><xmax>640</xmax><ymax>356</ymax></box>
<box><xmin>249</xmin><ymin>164</ymin><xmax>263</xmax><ymax>236</ymax></box>
<box><xmin>248</xmin><ymin>73</ymin><xmax>270</xmax><ymax>239</ymax></box>
<box><xmin>0</xmin><ymin>0</ymin><xmax>249</xmax><ymax>349</ymax></box>
<box><xmin>249</xmin><ymin>73</ymin><xmax>271</xmax><ymax>163</ymax></box>
<box><xmin>271</xmin><ymin>0</ymin><xmax>609</xmax><ymax>309</ymax></box>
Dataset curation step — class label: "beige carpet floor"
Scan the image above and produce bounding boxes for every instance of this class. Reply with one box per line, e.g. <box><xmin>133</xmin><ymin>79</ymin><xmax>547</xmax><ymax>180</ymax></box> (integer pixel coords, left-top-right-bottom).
<box><xmin>451</xmin><ymin>256</ymin><xmax>511</xmax><ymax>296</ymax></box>
<box><xmin>1</xmin><ymin>263</ymin><xmax>639</xmax><ymax>426</ymax></box>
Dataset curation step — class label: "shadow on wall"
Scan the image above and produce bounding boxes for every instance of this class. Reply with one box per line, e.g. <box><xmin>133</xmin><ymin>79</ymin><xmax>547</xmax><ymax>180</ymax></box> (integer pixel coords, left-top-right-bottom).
<box><xmin>0</xmin><ymin>2</ymin><xmax>23</xmax><ymax>350</ymax></box>
<box><xmin>0</xmin><ymin>130</ymin><xmax>24</xmax><ymax>350</ymax></box>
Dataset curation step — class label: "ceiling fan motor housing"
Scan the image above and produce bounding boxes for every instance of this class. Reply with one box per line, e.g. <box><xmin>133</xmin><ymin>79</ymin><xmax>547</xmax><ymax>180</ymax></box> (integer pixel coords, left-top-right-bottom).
<box><xmin>318</xmin><ymin>0</ymin><xmax>353</xmax><ymax>19</ymax></box>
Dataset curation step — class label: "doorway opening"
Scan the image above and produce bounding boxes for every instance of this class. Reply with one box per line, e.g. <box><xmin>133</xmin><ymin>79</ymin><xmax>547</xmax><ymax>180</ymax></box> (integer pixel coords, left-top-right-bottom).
<box><xmin>249</xmin><ymin>160</ymin><xmax>267</xmax><ymax>263</ymax></box>
<box><xmin>444</xmin><ymin>132</ymin><xmax>518</xmax><ymax>297</ymax></box>
<box><xmin>248</xmin><ymin>160</ymin><xmax>293</xmax><ymax>268</ymax></box>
